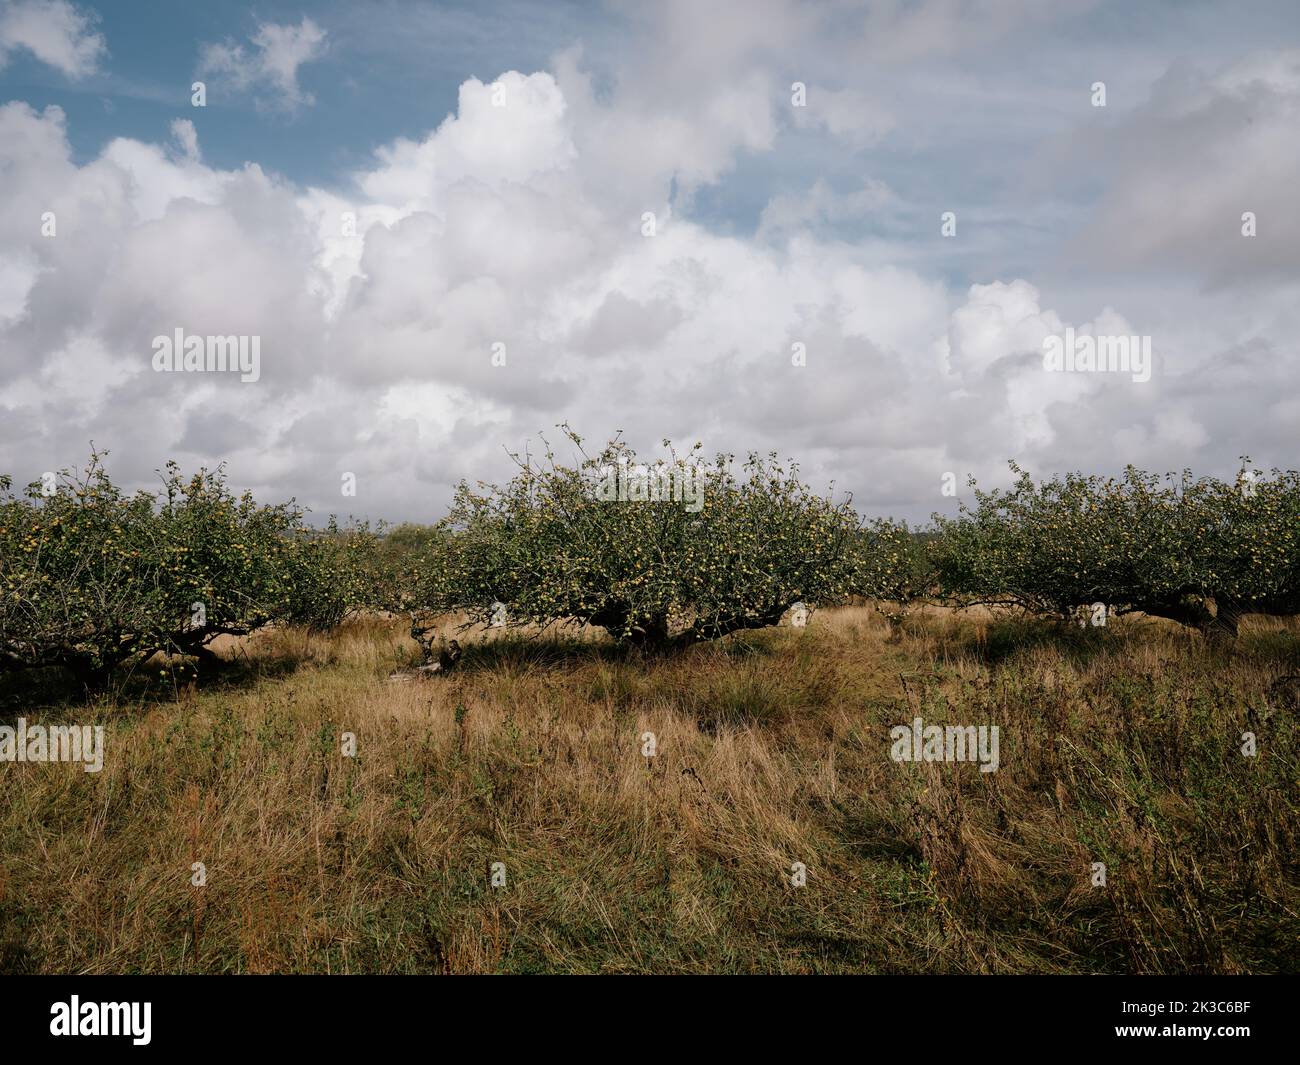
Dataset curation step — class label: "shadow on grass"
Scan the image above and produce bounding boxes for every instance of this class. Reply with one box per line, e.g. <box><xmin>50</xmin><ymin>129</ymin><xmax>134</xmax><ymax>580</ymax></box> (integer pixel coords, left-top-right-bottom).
<box><xmin>1237</xmin><ymin>628</ymin><xmax>1300</xmax><ymax>668</ymax></box>
<box><xmin>450</xmin><ymin>632</ymin><xmax>629</xmax><ymax>674</ymax></box>
<box><xmin>979</xmin><ymin>619</ymin><xmax>1119</xmax><ymax>667</ymax></box>
<box><xmin>0</xmin><ymin>646</ymin><xmax>312</xmax><ymax>720</ymax></box>
<box><xmin>447</xmin><ymin>627</ymin><xmax>781</xmax><ymax>675</ymax></box>
<box><xmin>928</xmin><ymin>614</ymin><xmax>1281</xmax><ymax>667</ymax></box>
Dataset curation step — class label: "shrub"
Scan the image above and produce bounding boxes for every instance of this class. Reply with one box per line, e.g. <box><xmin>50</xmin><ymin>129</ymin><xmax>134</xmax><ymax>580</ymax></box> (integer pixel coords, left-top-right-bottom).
<box><xmin>850</xmin><ymin>520</ymin><xmax>935</xmax><ymax>626</ymax></box>
<box><xmin>418</xmin><ymin>428</ymin><xmax>869</xmax><ymax>648</ymax></box>
<box><xmin>0</xmin><ymin>452</ymin><xmax>373</xmax><ymax>685</ymax></box>
<box><xmin>932</xmin><ymin>462</ymin><xmax>1300</xmax><ymax>635</ymax></box>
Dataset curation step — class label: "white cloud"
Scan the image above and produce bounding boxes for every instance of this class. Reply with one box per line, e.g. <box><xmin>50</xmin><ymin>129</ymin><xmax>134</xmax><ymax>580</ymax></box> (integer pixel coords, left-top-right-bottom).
<box><xmin>1</xmin><ymin>3</ymin><xmax>1297</xmax><ymax>524</ymax></box>
<box><xmin>359</xmin><ymin>73</ymin><xmax>577</xmax><ymax>210</ymax></box>
<box><xmin>198</xmin><ymin>16</ymin><xmax>327</xmax><ymax>112</ymax></box>
<box><xmin>0</xmin><ymin>0</ymin><xmax>105</xmax><ymax>78</ymax></box>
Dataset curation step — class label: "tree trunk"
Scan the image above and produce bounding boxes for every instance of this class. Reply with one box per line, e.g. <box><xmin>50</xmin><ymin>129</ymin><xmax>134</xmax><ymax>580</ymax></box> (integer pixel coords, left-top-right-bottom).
<box><xmin>1203</xmin><ymin>599</ymin><xmax>1241</xmax><ymax>640</ymax></box>
<box><xmin>67</xmin><ymin>657</ymin><xmax>113</xmax><ymax>693</ymax></box>
<box><xmin>1140</xmin><ymin>595</ymin><xmax>1241</xmax><ymax>640</ymax></box>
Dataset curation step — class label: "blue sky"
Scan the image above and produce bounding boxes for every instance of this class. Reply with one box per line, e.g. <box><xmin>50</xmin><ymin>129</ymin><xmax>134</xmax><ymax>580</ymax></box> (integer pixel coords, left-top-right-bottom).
<box><xmin>8</xmin><ymin>0</ymin><xmax>1290</xmax><ymax>261</ymax></box>
<box><xmin>1</xmin><ymin>0</ymin><xmax>1298</xmax><ymax>522</ymax></box>
<box><xmin>4</xmin><ymin>0</ymin><xmax>1296</xmax><ymax>285</ymax></box>
<box><xmin>0</xmin><ymin>1</ymin><xmax>590</xmax><ymax>180</ymax></box>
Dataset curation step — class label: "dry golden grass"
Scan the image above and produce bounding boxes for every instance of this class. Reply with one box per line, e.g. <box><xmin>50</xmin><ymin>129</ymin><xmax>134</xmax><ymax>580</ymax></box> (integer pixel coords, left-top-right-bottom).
<box><xmin>1</xmin><ymin>605</ymin><xmax>1296</xmax><ymax>973</ymax></box>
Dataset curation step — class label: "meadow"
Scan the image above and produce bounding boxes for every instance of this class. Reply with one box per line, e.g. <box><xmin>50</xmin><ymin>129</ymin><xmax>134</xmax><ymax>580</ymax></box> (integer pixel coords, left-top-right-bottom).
<box><xmin>2</xmin><ymin>604</ymin><xmax>1296</xmax><ymax>975</ymax></box>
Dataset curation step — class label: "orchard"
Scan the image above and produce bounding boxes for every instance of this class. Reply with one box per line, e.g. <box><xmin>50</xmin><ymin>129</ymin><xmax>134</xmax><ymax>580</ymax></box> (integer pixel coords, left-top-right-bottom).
<box><xmin>0</xmin><ymin>451</ymin><xmax>378</xmax><ymax>688</ymax></box>
<box><xmin>3</xmin><ymin>438</ymin><xmax>1298</xmax><ymax>689</ymax></box>
<box><xmin>414</xmin><ymin>427</ymin><xmax>873</xmax><ymax>648</ymax></box>
<box><xmin>931</xmin><ymin>462</ymin><xmax>1300</xmax><ymax>636</ymax></box>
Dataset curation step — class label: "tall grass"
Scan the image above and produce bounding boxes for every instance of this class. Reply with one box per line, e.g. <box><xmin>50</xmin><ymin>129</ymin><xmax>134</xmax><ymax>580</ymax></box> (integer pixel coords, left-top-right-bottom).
<box><xmin>1</xmin><ymin>607</ymin><xmax>1295</xmax><ymax>973</ymax></box>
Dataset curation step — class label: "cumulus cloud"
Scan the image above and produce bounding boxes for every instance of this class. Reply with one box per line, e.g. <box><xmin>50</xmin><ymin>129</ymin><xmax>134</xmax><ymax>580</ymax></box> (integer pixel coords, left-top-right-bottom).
<box><xmin>198</xmin><ymin>16</ymin><xmax>327</xmax><ymax>112</ymax></box>
<box><xmin>0</xmin><ymin>1</ymin><xmax>1296</xmax><ymax>526</ymax></box>
<box><xmin>0</xmin><ymin>0</ymin><xmax>105</xmax><ymax>78</ymax></box>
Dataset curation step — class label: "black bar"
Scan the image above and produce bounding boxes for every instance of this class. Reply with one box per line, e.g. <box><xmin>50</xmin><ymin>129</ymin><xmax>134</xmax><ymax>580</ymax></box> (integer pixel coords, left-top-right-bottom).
<box><xmin>2</xmin><ymin>975</ymin><xmax>1291</xmax><ymax>1052</ymax></box>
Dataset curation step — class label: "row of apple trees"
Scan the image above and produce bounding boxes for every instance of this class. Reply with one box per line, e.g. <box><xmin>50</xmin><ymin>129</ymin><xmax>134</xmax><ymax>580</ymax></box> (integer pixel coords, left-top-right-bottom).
<box><xmin>929</xmin><ymin>462</ymin><xmax>1300</xmax><ymax>636</ymax></box>
<box><xmin>402</xmin><ymin>441</ymin><xmax>1298</xmax><ymax>642</ymax></box>
<box><xmin>5</xmin><ymin>441</ymin><xmax>1294</xmax><ymax>688</ymax></box>
<box><xmin>0</xmin><ymin>452</ymin><xmax>381</xmax><ymax>687</ymax></box>
<box><xmin>389</xmin><ymin>428</ymin><xmax>913</xmax><ymax>649</ymax></box>
<box><xmin>0</xmin><ymin>437</ymin><xmax>918</xmax><ymax>685</ymax></box>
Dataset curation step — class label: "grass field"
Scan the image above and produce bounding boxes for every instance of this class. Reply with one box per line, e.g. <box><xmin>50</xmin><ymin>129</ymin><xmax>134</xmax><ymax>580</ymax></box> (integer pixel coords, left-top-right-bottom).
<box><xmin>2</xmin><ymin>606</ymin><xmax>1297</xmax><ymax>974</ymax></box>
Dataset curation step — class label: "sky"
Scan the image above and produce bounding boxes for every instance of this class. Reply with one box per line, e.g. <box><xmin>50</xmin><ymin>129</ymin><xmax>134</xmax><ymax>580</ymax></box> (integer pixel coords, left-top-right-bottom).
<box><xmin>0</xmin><ymin>0</ymin><xmax>1297</xmax><ymax>525</ymax></box>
